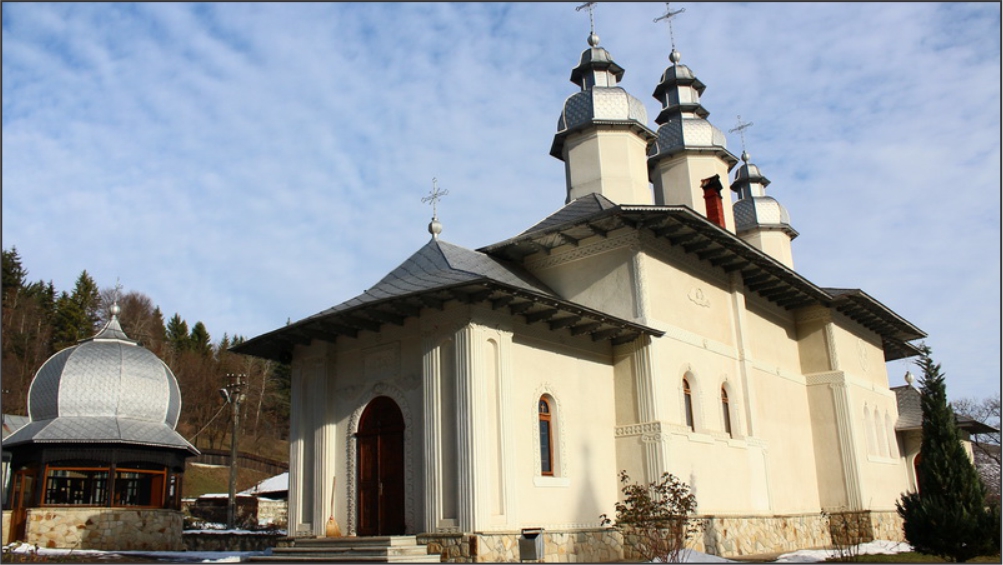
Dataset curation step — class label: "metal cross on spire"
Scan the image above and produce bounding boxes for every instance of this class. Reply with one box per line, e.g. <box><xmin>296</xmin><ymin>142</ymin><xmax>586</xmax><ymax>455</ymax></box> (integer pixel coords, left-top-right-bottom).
<box><xmin>576</xmin><ymin>2</ymin><xmax>598</xmax><ymax>44</ymax></box>
<box><xmin>729</xmin><ymin>115</ymin><xmax>755</xmax><ymax>157</ymax></box>
<box><xmin>111</xmin><ymin>278</ymin><xmax>123</xmax><ymax>317</ymax></box>
<box><xmin>653</xmin><ymin>2</ymin><xmax>685</xmax><ymax>51</ymax></box>
<box><xmin>422</xmin><ymin>177</ymin><xmax>449</xmax><ymax>219</ymax></box>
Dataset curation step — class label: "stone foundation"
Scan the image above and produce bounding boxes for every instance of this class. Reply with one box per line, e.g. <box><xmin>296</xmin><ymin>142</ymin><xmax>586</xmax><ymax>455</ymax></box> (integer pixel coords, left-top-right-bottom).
<box><xmin>24</xmin><ymin>507</ymin><xmax>184</xmax><ymax>551</ymax></box>
<box><xmin>1</xmin><ymin>511</ymin><xmax>12</xmax><ymax>544</ymax></box>
<box><xmin>416</xmin><ymin>511</ymin><xmax>905</xmax><ymax>562</ymax></box>
<box><xmin>418</xmin><ymin>529</ymin><xmax>623</xmax><ymax>563</ymax></box>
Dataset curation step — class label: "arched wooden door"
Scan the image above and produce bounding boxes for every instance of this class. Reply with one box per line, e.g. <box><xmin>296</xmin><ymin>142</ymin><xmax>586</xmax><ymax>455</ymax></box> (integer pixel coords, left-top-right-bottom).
<box><xmin>356</xmin><ymin>396</ymin><xmax>406</xmax><ymax>536</ymax></box>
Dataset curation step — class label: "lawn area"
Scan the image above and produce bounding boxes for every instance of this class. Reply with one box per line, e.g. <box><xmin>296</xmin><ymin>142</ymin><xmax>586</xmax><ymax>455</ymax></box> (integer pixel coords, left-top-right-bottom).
<box><xmin>832</xmin><ymin>552</ymin><xmax>1002</xmax><ymax>563</ymax></box>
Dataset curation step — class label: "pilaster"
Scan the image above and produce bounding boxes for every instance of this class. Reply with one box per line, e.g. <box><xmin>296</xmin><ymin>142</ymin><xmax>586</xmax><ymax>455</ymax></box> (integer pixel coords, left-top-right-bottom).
<box><xmin>454</xmin><ymin>324</ymin><xmax>479</xmax><ymax>532</ymax></box>
<box><xmin>422</xmin><ymin>336</ymin><xmax>443</xmax><ymax>532</ymax></box>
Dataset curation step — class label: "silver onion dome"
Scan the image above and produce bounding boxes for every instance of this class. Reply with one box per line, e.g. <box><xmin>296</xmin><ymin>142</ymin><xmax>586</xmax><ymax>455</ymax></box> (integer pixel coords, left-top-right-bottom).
<box><xmin>648</xmin><ymin>50</ymin><xmax>736</xmax><ymax>167</ymax></box>
<box><xmin>551</xmin><ymin>41</ymin><xmax>653</xmax><ymax>159</ymax></box>
<box><xmin>731</xmin><ymin>152</ymin><xmax>797</xmax><ymax>238</ymax></box>
<box><xmin>5</xmin><ymin>311</ymin><xmax>196</xmax><ymax>452</ymax></box>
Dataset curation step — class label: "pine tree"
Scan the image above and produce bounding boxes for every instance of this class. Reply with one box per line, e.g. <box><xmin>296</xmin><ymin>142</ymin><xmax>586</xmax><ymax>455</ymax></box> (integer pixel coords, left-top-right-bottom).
<box><xmin>896</xmin><ymin>345</ymin><xmax>1001</xmax><ymax>561</ymax></box>
<box><xmin>189</xmin><ymin>321</ymin><xmax>212</xmax><ymax>356</ymax></box>
<box><xmin>166</xmin><ymin>313</ymin><xmax>190</xmax><ymax>353</ymax></box>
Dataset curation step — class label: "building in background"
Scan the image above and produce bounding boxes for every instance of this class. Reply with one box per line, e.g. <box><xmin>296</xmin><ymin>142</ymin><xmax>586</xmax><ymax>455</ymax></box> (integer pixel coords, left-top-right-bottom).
<box><xmin>2</xmin><ymin>302</ymin><xmax>198</xmax><ymax>549</ymax></box>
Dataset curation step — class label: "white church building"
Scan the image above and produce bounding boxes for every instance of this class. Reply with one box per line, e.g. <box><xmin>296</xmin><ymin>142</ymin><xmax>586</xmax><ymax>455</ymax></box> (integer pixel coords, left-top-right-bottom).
<box><xmin>234</xmin><ymin>18</ymin><xmax>927</xmax><ymax>562</ymax></box>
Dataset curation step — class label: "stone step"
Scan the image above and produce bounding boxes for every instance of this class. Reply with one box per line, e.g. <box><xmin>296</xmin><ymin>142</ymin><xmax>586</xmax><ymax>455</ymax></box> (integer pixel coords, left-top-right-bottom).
<box><xmin>273</xmin><ymin>545</ymin><xmax>433</xmax><ymax>557</ymax></box>
<box><xmin>247</xmin><ymin>555</ymin><xmax>442</xmax><ymax>563</ymax></box>
<box><xmin>246</xmin><ymin>535</ymin><xmax>441</xmax><ymax>563</ymax></box>
<box><xmin>293</xmin><ymin>535</ymin><xmax>418</xmax><ymax>547</ymax></box>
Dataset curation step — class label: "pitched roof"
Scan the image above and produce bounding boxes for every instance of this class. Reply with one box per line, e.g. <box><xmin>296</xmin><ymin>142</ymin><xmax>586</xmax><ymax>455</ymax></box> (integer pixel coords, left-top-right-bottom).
<box><xmin>480</xmin><ymin>198</ymin><xmax>925</xmax><ymax>361</ymax></box>
<box><xmin>232</xmin><ymin>238</ymin><xmax>663</xmax><ymax>362</ymax></box>
<box><xmin>892</xmin><ymin>385</ymin><xmax>997</xmax><ymax>434</ymax></box>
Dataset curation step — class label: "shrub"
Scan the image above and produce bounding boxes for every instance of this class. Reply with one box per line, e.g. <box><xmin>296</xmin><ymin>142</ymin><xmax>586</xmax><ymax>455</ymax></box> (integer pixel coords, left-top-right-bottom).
<box><xmin>600</xmin><ymin>470</ymin><xmax>701</xmax><ymax>563</ymax></box>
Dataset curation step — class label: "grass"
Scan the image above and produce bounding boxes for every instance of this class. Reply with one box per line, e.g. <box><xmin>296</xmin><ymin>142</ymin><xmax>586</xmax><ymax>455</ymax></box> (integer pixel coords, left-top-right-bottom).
<box><xmin>827</xmin><ymin>552</ymin><xmax>1002</xmax><ymax>563</ymax></box>
<box><xmin>182</xmin><ymin>462</ymin><xmax>272</xmax><ymax>499</ymax></box>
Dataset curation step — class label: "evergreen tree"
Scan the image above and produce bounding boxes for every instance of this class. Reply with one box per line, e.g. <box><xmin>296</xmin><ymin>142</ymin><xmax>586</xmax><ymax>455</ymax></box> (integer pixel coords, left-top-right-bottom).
<box><xmin>2</xmin><ymin>246</ymin><xmax>27</xmax><ymax>301</ymax></box>
<box><xmin>189</xmin><ymin>321</ymin><xmax>212</xmax><ymax>356</ymax></box>
<box><xmin>896</xmin><ymin>345</ymin><xmax>1001</xmax><ymax>562</ymax></box>
<box><xmin>51</xmin><ymin>271</ymin><xmax>102</xmax><ymax>348</ymax></box>
<box><xmin>166</xmin><ymin>313</ymin><xmax>190</xmax><ymax>353</ymax></box>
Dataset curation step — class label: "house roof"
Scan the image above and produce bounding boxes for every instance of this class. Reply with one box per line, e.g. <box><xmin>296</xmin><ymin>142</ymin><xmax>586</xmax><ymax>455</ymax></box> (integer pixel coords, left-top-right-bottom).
<box><xmin>232</xmin><ymin>237</ymin><xmax>663</xmax><ymax>362</ymax></box>
<box><xmin>480</xmin><ymin>197</ymin><xmax>925</xmax><ymax>361</ymax></box>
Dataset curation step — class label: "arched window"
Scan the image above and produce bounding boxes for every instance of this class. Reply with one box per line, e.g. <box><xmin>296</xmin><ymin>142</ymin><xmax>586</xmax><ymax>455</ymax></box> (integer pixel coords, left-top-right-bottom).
<box><xmin>539</xmin><ymin>397</ymin><xmax>554</xmax><ymax>476</ymax></box>
<box><xmin>864</xmin><ymin>406</ymin><xmax>876</xmax><ymax>455</ymax></box>
<box><xmin>721</xmin><ymin>387</ymin><xmax>732</xmax><ymax>436</ymax></box>
<box><xmin>885</xmin><ymin>412</ymin><xmax>899</xmax><ymax>458</ymax></box>
<box><xmin>874</xmin><ymin>410</ymin><xmax>889</xmax><ymax>457</ymax></box>
<box><xmin>683</xmin><ymin>379</ymin><xmax>694</xmax><ymax>431</ymax></box>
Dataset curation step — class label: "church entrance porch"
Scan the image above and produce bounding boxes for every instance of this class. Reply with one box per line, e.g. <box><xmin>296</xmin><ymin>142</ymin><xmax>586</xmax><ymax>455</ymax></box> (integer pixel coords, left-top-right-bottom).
<box><xmin>356</xmin><ymin>396</ymin><xmax>406</xmax><ymax>536</ymax></box>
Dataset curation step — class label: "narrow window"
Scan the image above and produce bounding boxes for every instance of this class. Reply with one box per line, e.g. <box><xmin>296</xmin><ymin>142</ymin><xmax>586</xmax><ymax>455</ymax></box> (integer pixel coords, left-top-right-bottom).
<box><xmin>721</xmin><ymin>387</ymin><xmax>732</xmax><ymax>436</ymax></box>
<box><xmin>683</xmin><ymin>379</ymin><xmax>694</xmax><ymax>431</ymax></box>
<box><xmin>539</xmin><ymin>397</ymin><xmax>554</xmax><ymax>476</ymax></box>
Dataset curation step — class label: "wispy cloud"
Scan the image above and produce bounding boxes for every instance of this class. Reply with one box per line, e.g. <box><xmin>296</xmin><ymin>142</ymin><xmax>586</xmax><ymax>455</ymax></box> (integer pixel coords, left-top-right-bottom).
<box><xmin>3</xmin><ymin>2</ymin><xmax>999</xmax><ymax>399</ymax></box>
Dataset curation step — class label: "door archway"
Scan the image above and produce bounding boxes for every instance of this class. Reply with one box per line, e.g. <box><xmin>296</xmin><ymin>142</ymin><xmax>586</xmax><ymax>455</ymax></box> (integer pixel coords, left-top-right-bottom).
<box><xmin>356</xmin><ymin>395</ymin><xmax>406</xmax><ymax>536</ymax></box>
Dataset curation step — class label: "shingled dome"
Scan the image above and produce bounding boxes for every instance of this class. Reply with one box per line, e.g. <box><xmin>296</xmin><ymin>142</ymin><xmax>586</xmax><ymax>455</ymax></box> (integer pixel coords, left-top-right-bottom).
<box><xmin>4</xmin><ymin>310</ymin><xmax>195</xmax><ymax>453</ymax></box>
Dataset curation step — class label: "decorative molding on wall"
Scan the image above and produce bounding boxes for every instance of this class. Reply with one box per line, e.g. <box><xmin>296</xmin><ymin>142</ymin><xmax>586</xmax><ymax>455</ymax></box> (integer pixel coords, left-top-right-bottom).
<box><xmin>345</xmin><ymin>381</ymin><xmax>416</xmax><ymax>536</ymax></box>
<box><xmin>525</xmin><ymin>231</ymin><xmax>637</xmax><ymax>270</ymax></box>
<box><xmin>829</xmin><ymin>381</ymin><xmax>863</xmax><ymax>510</ymax></box>
<box><xmin>531</xmin><ymin>382</ymin><xmax>571</xmax><ymax>481</ymax></box>
<box><xmin>614</xmin><ymin>421</ymin><xmax>663</xmax><ymax>437</ymax></box>
<box><xmin>687</xmin><ymin>287</ymin><xmax>712</xmax><ymax>308</ymax></box>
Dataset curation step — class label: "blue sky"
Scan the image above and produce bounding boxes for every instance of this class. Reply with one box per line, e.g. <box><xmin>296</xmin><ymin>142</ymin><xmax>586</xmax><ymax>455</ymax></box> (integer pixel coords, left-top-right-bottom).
<box><xmin>2</xmin><ymin>2</ymin><xmax>999</xmax><ymax>402</ymax></box>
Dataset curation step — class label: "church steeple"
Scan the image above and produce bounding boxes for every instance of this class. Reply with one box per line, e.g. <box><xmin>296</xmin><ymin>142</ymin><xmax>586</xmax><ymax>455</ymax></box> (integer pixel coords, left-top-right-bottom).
<box><xmin>647</xmin><ymin>5</ymin><xmax>739</xmax><ymax>231</ymax></box>
<box><xmin>732</xmin><ymin>148</ymin><xmax>798</xmax><ymax>268</ymax></box>
<box><xmin>551</xmin><ymin>4</ymin><xmax>655</xmax><ymax>205</ymax></box>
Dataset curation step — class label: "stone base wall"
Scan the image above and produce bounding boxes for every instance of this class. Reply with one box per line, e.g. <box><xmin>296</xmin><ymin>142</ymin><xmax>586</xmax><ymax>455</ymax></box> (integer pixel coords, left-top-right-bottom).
<box><xmin>419</xmin><ymin>529</ymin><xmax>623</xmax><ymax>563</ymax></box>
<box><xmin>1</xmin><ymin>511</ymin><xmax>12</xmax><ymax>544</ymax></box>
<box><xmin>418</xmin><ymin>511</ymin><xmax>904</xmax><ymax>563</ymax></box>
<box><xmin>25</xmin><ymin>508</ymin><xmax>184</xmax><ymax>551</ymax></box>
<box><xmin>869</xmin><ymin>511</ymin><xmax>905</xmax><ymax>542</ymax></box>
<box><xmin>183</xmin><ymin>531</ymin><xmax>285</xmax><ymax>552</ymax></box>
<box><xmin>694</xmin><ymin>513</ymin><xmax>832</xmax><ymax>558</ymax></box>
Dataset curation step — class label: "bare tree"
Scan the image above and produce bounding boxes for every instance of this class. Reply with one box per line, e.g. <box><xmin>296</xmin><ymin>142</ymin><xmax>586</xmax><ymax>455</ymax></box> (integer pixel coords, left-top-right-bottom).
<box><xmin>953</xmin><ymin>394</ymin><xmax>1001</xmax><ymax>505</ymax></box>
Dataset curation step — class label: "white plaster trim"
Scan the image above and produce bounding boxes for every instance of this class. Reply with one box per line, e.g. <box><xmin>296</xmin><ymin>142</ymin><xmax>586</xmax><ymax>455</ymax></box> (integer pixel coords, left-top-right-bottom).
<box><xmin>533</xmin><ymin>476</ymin><xmax>572</xmax><ymax>488</ymax></box>
<box><xmin>345</xmin><ymin>382</ymin><xmax>416</xmax><ymax>536</ymax></box>
<box><xmin>525</xmin><ymin>231</ymin><xmax>637</xmax><ymax>270</ymax></box>
<box><xmin>531</xmin><ymin>382</ymin><xmax>570</xmax><ymax>480</ymax></box>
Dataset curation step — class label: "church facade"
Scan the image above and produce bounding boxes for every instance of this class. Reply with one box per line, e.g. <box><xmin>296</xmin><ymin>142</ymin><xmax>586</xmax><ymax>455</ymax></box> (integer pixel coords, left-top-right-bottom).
<box><xmin>234</xmin><ymin>27</ymin><xmax>924</xmax><ymax>561</ymax></box>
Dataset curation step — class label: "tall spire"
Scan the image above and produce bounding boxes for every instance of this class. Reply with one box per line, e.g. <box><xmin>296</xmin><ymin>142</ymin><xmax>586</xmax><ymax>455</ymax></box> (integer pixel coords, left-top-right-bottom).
<box><xmin>647</xmin><ymin>3</ymin><xmax>739</xmax><ymax>230</ymax></box>
<box><xmin>551</xmin><ymin>2</ymin><xmax>654</xmax><ymax>205</ymax></box>
<box><xmin>730</xmin><ymin>118</ymin><xmax>798</xmax><ymax>268</ymax></box>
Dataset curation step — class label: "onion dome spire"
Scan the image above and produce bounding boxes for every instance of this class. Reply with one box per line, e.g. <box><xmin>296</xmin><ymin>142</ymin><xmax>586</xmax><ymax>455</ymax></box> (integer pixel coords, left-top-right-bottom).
<box><xmin>731</xmin><ymin>133</ymin><xmax>798</xmax><ymax>242</ymax></box>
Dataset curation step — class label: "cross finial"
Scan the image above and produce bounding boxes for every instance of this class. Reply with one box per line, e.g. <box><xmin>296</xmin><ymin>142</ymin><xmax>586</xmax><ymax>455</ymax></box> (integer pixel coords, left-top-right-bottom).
<box><xmin>729</xmin><ymin>115</ymin><xmax>754</xmax><ymax>158</ymax></box>
<box><xmin>654</xmin><ymin>2</ymin><xmax>685</xmax><ymax>52</ymax></box>
<box><xmin>110</xmin><ymin>278</ymin><xmax>123</xmax><ymax>317</ymax></box>
<box><xmin>422</xmin><ymin>177</ymin><xmax>449</xmax><ymax>219</ymax></box>
<box><xmin>576</xmin><ymin>2</ymin><xmax>599</xmax><ymax>46</ymax></box>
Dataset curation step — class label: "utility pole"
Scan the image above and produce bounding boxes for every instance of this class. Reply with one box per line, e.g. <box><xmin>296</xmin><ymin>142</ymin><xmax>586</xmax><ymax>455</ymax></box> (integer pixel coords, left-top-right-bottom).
<box><xmin>222</xmin><ymin>373</ymin><xmax>245</xmax><ymax>530</ymax></box>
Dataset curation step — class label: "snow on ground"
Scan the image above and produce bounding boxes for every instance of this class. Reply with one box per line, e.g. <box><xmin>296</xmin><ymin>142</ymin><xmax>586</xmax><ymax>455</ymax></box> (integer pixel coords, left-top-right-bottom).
<box><xmin>6</xmin><ymin>539</ymin><xmax>913</xmax><ymax>563</ymax></box>
<box><xmin>4</xmin><ymin>542</ymin><xmax>263</xmax><ymax>563</ymax></box>
<box><xmin>773</xmin><ymin>540</ymin><xmax>913</xmax><ymax>563</ymax></box>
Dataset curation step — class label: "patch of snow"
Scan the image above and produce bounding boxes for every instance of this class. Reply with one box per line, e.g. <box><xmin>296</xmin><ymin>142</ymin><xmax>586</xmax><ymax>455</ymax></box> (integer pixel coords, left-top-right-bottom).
<box><xmin>240</xmin><ymin>472</ymin><xmax>288</xmax><ymax>496</ymax></box>
<box><xmin>774</xmin><ymin>540</ymin><xmax>913</xmax><ymax>563</ymax></box>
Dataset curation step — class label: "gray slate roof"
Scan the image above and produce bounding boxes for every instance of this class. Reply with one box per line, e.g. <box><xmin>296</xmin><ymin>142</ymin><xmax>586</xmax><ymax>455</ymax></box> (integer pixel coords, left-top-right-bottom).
<box><xmin>304</xmin><ymin>238</ymin><xmax>558</xmax><ymax>318</ymax></box>
<box><xmin>233</xmin><ymin>237</ymin><xmax>663</xmax><ymax>361</ymax></box>
<box><xmin>892</xmin><ymin>384</ymin><xmax>997</xmax><ymax>434</ymax></box>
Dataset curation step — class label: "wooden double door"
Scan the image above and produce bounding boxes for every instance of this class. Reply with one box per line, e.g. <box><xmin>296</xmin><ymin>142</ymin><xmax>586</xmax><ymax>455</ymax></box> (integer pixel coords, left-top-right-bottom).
<box><xmin>356</xmin><ymin>396</ymin><xmax>406</xmax><ymax>536</ymax></box>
